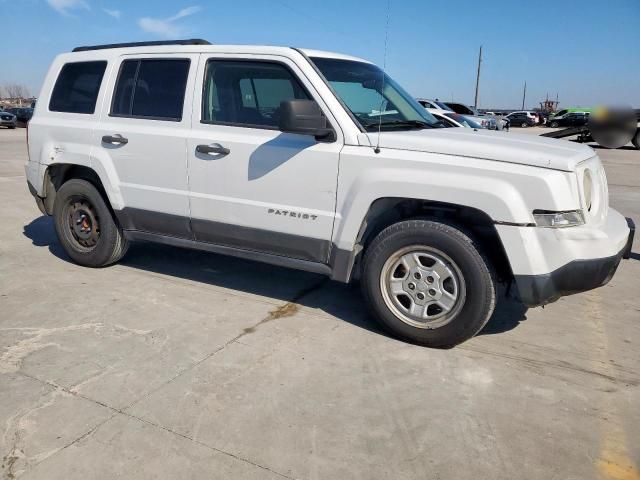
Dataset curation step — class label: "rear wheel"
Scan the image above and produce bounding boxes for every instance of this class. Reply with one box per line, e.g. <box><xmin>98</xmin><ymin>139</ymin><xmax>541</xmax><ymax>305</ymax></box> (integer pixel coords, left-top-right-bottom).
<box><xmin>362</xmin><ymin>220</ymin><xmax>496</xmax><ymax>348</ymax></box>
<box><xmin>53</xmin><ymin>179</ymin><xmax>128</xmax><ymax>267</ymax></box>
<box><xmin>632</xmin><ymin>129</ymin><xmax>640</xmax><ymax>150</ymax></box>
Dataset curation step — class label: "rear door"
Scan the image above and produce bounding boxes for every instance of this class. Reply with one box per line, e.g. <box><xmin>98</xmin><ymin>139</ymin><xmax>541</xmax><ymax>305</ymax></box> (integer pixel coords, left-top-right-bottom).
<box><xmin>94</xmin><ymin>53</ymin><xmax>199</xmax><ymax>237</ymax></box>
<box><xmin>187</xmin><ymin>55</ymin><xmax>342</xmax><ymax>263</ymax></box>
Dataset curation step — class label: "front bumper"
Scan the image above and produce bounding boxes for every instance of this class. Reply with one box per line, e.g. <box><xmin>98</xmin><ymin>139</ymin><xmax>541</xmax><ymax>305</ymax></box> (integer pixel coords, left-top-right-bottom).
<box><xmin>515</xmin><ymin>217</ymin><xmax>635</xmax><ymax>306</ymax></box>
<box><xmin>1</xmin><ymin>119</ymin><xmax>17</xmax><ymax>127</ymax></box>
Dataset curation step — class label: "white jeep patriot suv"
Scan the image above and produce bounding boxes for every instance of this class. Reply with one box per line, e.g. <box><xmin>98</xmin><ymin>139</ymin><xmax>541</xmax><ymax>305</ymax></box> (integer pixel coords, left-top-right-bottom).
<box><xmin>25</xmin><ymin>39</ymin><xmax>634</xmax><ymax>347</ymax></box>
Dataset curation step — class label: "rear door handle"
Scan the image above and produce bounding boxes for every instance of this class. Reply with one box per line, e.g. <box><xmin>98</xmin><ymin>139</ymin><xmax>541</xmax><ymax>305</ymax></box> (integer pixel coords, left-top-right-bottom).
<box><xmin>102</xmin><ymin>134</ymin><xmax>128</xmax><ymax>145</ymax></box>
<box><xmin>196</xmin><ymin>143</ymin><xmax>230</xmax><ymax>156</ymax></box>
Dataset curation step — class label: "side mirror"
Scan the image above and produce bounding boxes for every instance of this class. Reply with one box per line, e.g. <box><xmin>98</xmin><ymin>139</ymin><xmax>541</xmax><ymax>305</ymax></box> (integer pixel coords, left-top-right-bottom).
<box><xmin>278</xmin><ymin>100</ymin><xmax>335</xmax><ymax>141</ymax></box>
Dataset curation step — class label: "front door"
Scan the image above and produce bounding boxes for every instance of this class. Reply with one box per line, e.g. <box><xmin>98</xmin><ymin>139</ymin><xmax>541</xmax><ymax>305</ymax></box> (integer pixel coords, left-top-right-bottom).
<box><xmin>187</xmin><ymin>55</ymin><xmax>342</xmax><ymax>263</ymax></box>
<box><xmin>95</xmin><ymin>53</ymin><xmax>199</xmax><ymax>237</ymax></box>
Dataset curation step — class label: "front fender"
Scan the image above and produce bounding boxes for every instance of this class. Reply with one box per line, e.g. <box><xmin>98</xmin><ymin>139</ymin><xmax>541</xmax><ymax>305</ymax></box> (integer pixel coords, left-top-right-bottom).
<box><xmin>333</xmin><ymin>146</ymin><xmax>580</xmax><ymax>251</ymax></box>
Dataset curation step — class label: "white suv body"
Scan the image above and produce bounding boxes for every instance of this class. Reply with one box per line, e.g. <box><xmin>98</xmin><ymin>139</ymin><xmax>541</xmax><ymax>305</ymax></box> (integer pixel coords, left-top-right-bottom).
<box><xmin>26</xmin><ymin>41</ymin><xmax>634</xmax><ymax>347</ymax></box>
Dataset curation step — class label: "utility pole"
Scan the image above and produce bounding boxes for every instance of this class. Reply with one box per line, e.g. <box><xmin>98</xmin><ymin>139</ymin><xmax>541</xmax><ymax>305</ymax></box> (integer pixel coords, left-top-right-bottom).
<box><xmin>521</xmin><ymin>81</ymin><xmax>527</xmax><ymax>110</ymax></box>
<box><xmin>473</xmin><ymin>45</ymin><xmax>482</xmax><ymax>109</ymax></box>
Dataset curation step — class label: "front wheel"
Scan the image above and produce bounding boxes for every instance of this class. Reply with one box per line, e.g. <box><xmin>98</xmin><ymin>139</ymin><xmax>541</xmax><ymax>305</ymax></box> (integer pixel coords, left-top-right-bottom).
<box><xmin>550</xmin><ymin>121</ymin><xmax>559</xmax><ymax>128</ymax></box>
<box><xmin>362</xmin><ymin>220</ymin><xmax>496</xmax><ymax>348</ymax></box>
<box><xmin>53</xmin><ymin>179</ymin><xmax>128</xmax><ymax>267</ymax></box>
<box><xmin>521</xmin><ymin>122</ymin><xmax>528</xmax><ymax>128</ymax></box>
<box><xmin>632</xmin><ymin>129</ymin><xmax>640</xmax><ymax>150</ymax></box>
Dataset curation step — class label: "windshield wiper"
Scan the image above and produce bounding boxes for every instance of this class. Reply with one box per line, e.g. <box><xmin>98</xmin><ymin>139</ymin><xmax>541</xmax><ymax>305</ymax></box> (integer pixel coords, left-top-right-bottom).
<box><xmin>363</xmin><ymin>119</ymin><xmax>434</xmax><ymax>131</ymax></box>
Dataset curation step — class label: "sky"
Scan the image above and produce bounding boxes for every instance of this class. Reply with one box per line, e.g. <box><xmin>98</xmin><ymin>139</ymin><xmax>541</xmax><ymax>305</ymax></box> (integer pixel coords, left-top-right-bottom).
<box><xmin>1</xmin><ymin>0</ymin><xmax>639</xmax><ymax>109</ymax></box>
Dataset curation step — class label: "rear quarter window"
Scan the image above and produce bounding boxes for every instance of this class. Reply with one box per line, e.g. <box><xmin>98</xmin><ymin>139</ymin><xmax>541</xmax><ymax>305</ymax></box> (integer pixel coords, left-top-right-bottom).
<box><xmin>49</xmin><ymin>61</ymin><xmax>107</xmax><ymax>114</ymax></box>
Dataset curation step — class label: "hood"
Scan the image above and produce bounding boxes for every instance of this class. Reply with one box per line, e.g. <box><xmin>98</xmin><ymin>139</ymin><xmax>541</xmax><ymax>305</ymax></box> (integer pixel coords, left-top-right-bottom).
<box><xmin>364</xmin><ymin>128</ymin><xmax>594</xmax><ymax>171</ymax></box>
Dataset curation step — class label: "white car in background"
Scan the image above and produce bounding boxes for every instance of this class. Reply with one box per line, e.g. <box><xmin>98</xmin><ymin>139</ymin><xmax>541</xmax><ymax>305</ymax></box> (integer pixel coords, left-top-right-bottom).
<box><xmin>417</xmin><ymin>99</ymin><xmax>497</xmax><ymax>130</ymax></box>
<box><xmin>426</xmin><ymin>108</ymin><xmax>484</xmax><ymax>129</ymax></box>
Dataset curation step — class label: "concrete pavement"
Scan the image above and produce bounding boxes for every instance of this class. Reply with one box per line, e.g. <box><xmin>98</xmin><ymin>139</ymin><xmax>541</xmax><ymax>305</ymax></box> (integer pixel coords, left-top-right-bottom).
<box><xmin>1</xmin><ymin>127</ymin><xmax>639</xmax><ymax>479</ymax></box>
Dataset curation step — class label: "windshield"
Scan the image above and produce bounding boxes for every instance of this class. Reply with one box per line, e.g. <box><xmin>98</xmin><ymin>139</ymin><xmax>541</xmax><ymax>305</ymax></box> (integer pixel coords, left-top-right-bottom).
<box><xmin>444</xmin><ymin>112</ymin><xmax>482</xmax><ymax>129</ymax></box>
<box><xmin>310</xmin><ymin>57</ymin><xmax>438</xmax><ymax>131</ymax></box>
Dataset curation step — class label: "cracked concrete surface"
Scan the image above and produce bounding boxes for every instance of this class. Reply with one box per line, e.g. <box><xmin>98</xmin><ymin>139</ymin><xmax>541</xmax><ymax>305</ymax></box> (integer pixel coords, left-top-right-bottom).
<box><xmin>1</xmin><ymin>128</ymin><xmax>639</xmax><ymax>479</ymax></box>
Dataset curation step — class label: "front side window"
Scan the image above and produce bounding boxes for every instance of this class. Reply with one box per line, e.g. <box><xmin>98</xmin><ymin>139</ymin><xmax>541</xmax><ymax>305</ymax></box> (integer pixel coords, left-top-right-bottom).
<box><xmin>111</xmin><ymin>59</ymin><xmax>190</xmax><ymax>121</ymax></box>
<box><xmin>310</xmin><ymin>57</ymin><xmax>438</xmax><ymax>131</ymax></box>
<box><xmin>202</xmin><ymin>60</ymin><xmax>310</xmax><ymax>128</ymax></box>
<box><xmin>49</xmin><ymin>61</ymin><xmax>107</xmax><ymax>114</ymax></box>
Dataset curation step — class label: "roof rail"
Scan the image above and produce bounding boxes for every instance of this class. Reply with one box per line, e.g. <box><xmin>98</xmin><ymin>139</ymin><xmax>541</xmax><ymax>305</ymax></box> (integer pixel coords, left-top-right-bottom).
<box><xmin>72</xmin><ymin>39</ymin><xmax>211</xmax><ymax>52</ymax></box>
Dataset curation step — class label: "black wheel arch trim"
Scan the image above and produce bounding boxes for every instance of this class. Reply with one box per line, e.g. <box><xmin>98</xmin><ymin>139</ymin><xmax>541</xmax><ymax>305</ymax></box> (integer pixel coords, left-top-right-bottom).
<box><xmin>330</xmin><ymin>197</ymin><xmax>514</xmax><ymax>284</ymax></box>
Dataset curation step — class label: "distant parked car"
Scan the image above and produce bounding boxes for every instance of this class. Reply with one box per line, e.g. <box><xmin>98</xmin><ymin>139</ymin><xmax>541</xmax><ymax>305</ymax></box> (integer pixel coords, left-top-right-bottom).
<box><xmin>485</xmin><ymin>112</ymin><xmax>509</xmax><ymax>131</ymax></box>
<box><xmin>427</xmin><ymin>109</ymin><xmax>484</xmax><ymax>129</ymax></box>
<box><xmin>504</xmin><ymin>112</ymin><xmax>536</xmax><ymax>127</ymax></box>
<box><xmin>548</xmin><ymin>111</ymin><xmax>590</xmax><ymax>128</ymax></box>
<box><xmin>418</xmin><ymin>100</ymin><xmax>496</xmax><ymax>129</ymax></box>
<box><xmin>443</xmin><ymin>102</ymin><xmax>477</xmax><ymax>116</ymax></box>
<box><xmin>549</xmin><ymin>108</ymin><xmax>594</xmax><ymax>120</ymax></box>
<box><xmin>7</xmin><ymin>107</ymin><xmax>34</xmax><ymax>125</ymax></box>
<box><xmin>0</xmin><ymin>111</ymin><xmax>17</xmax><ymax>129</ymax></box>
<box><xmin>443</xmin><ymin>102</ymin><xmax>501</xmax><ymax>129</ymax></box>
<box><xmin>508</xmin><ymin>110</ymin><xmax>538</xmax><ymax>124</ymax></box>
<box><xmin>417</xmin><ymin>98</ymin><xmax>452</xmax><ymax>111</ymax></box>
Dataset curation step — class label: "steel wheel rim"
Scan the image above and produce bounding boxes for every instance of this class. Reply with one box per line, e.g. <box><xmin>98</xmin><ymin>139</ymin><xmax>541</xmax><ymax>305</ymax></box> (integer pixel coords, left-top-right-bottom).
<box><xmin>380</xmin><ymin>245</ymin><xmax>466</xmax><ymax>329</ymax></box>
<box><xmin>62</xmin><ymin>196</ymin><xmax>101</xmax><ymax>251</ymax></box>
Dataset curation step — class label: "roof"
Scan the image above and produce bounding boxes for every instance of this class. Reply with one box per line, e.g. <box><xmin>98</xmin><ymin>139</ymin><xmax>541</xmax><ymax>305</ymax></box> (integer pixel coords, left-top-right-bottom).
<box><xmin>66</xmin><ymin>40</ymin><xmax>369</xmax><ymax>63</ymax></box>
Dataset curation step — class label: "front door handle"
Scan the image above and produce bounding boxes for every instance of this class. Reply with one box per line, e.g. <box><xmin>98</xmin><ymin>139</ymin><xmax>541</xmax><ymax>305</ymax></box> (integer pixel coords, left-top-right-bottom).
<box><xmin>196</xmin><ymin>143</ymin><xmax>230</xmax><ymax>156</ymax></box>
<box><xmin>102</xmin><ymin>134</ymin><xmax>128</xmax><ymax>145</ymax></box>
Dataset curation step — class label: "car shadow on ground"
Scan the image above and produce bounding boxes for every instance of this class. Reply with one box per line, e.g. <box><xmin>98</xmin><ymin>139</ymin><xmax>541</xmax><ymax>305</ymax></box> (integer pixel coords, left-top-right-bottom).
<box><xmin>23</xmin><ymin>215</ymin><xmax>529</xmax><ymax>343</ymax></box>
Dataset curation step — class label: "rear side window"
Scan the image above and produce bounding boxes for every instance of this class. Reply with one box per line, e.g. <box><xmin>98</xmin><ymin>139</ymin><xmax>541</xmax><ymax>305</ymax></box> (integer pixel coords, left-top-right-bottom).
<box><xmin>49</xmin><ymin>61</ymin><xmax>107</xmax><ymax>114</ymax></box>
<box><xmin>111</xmin><ymin>59</ymin><xmax>190</xmax><ymax>121</ymax></box>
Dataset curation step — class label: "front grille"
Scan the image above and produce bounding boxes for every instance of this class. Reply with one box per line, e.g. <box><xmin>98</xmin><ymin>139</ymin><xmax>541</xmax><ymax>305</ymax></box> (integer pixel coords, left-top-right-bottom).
<box><xmin>1</xmin><ymin>115</ymin><xmax>13</xmax><ymax>121</ymax></box>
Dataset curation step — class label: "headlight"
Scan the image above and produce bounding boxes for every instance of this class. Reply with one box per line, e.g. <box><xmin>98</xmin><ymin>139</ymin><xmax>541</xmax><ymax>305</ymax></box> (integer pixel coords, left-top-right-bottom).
<box><xmin>533</xmin><ymin>210</ymin><xmax>585</xmax><ymax>228</ymax></box>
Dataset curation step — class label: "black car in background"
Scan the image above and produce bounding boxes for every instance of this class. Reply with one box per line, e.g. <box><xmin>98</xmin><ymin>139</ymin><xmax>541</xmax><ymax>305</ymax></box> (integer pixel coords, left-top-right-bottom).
<box><xmin>444</xmin><ymin>102</ymin><xmax>477</xmax><ymax>115</ymax></box>
<box><xmin>504</xmin><ymin>112</ymin><xmax>536</xmax><ymax>128</ymax></box>
<box><xmin>7</xmin><ymin>107</ymin><xmax>34</xmax><ymax>125</ymax></box>
<box><xmin>548</xmin><ymin>112</ymin><xmax>590</xmax><ymax>128</ymax></box>
<box><xmin>0</xmin><ymin>110</ymin><xmax>17</xmax><ymax>129</ymax></box>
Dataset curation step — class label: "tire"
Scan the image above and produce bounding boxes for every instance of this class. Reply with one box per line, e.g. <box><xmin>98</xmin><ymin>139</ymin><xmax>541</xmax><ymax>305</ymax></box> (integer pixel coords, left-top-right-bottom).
<box><xmin>53</xmin><ymin>179</ymin><xmax>128</xmax><ymax>267</ymax></box>
<box><xmin>632</xmin><ymin>129</ymin><xmax>640</xmax><ymax>150</ymax></box>
<box><xmin>550</xmin><ymin>121</ymin><xmax>559</xmax><ymax>128</ymax></box>
<box><xmin>362</xmin><ymin>219</ymin><xmax>496</xmax><ymax>348</ymax></box>
<box><xmin>521</xmin><ymin>122</ymin><xmax>528</xmax><ymax>128</ymax></box>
